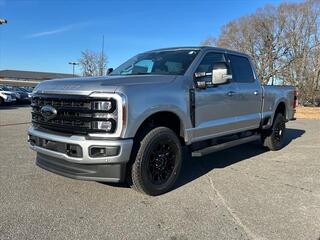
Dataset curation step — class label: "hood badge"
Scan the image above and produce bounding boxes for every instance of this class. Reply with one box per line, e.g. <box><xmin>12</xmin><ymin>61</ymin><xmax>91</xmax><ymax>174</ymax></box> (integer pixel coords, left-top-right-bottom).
<box><xmin>61</xmin><ymin>85</ymin><xmax>81</xmax><ymax>90</ymax></box>
<box><xmin>41</xmin><ymin>105</ymin><xmax>57</xmax><ymax>120</ymax></box>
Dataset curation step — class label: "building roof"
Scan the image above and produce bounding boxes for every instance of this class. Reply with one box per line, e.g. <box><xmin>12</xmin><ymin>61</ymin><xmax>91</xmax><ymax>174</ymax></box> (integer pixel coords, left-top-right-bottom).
<box><xmin>0</xmin><ymin>70</ymin><xmax>76</xmax><ymax>80</ymax></box>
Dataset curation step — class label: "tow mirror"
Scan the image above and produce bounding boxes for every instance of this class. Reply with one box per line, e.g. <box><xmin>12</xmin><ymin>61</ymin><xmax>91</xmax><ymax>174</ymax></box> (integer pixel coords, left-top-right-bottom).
<box><xmin>107</xmin><ymin>68</ymin><xmax>114</xmax><ymax>75</ymax></box>
<box><xmin>194</xmin><ymin>62</ymin><xmax>232</xmax><ymax>89</ymax></box>
<box><xmin>211</xmin><ymin>63</ymin><xmax>232</xmax><ymax>85</ymax></box>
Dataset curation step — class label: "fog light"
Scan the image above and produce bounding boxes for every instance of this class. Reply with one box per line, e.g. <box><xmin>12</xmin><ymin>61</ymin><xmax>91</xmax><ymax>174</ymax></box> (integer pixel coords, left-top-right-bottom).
<box><xmin>66</xmin><ymin>144</ymin><xmax>82</xmax><ymax>157</ymax></box>
<box><xmin>89</xmin><ymin>146</ymin><xmax>120</xmax><ymax>158</ymax></box>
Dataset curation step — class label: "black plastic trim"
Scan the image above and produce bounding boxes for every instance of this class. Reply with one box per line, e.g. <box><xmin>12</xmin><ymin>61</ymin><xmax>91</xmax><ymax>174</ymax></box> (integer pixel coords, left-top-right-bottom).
<box><xmin>36</xmin><ymin>153</ymin><xmax>126</xmax><ymax>182</ymax></box>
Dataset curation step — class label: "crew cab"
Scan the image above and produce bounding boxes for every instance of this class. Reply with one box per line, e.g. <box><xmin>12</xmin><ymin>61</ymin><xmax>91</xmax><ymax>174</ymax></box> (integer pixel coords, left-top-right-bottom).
<box><xmin>28</xmin><ymin>47</ymin><xmax>296</xmax><ymax>195</ymax></box>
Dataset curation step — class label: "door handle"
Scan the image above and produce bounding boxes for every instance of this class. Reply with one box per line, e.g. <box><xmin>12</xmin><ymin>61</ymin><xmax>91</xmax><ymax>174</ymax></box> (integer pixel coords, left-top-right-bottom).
<box><xmin>254</xmin><ymin>91</ymin><xmax>259</xmax><ymax>95</ymax></box>
<box><xmin>227</xmin><ymin>91</ymin><xmax>236</xmax><ymax>96</ymax></box>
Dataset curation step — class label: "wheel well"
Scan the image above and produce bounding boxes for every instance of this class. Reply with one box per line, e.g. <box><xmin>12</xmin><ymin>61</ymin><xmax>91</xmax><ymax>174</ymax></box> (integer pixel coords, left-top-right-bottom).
<box><xmin>134</xmin><ymin>111</ymin><xmax>184</xmax><ymax>144</ymax></box>
<box><xmin>275</xmin><ymin>102</ymin><xmax>286</xmax><ymax>117</ymax></box>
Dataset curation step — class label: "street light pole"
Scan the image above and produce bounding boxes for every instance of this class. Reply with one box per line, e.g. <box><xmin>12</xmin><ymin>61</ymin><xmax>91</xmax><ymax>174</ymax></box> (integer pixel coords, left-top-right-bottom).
<box><xmin>68</xmin><ymin>62</ymin><xmax>79</xmax><ymax>77</ymax></box>
<box><xmin>0</xmin><ymin>19</ymin><xmax>7</xmax><ymax>25</ymax></box>
<box><xmin>0</xmin><ymin>19</ymin><xmax>8</xmax><ymax>70</ymax></box>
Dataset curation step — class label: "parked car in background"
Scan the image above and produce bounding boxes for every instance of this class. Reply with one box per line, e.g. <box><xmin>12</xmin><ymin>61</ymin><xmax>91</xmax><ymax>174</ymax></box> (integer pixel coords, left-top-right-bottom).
<box><xmin>22</xmin><ymin>86</ymin><xmax>34</xmax><ymax>93</ymax></box>
<box><xmin>3</xmin><ymin>85</ymin><xmax>31</xmax><ymax>103</ymax></box>
<box><xmin>16</xmin><ymin>86</ymin><xmax>33</xmax><ymax>98</ymax></box>
<box><xmin>0</xmin><ymin>86</ymin><xmax>17</xmax><ymax>105</ymax></box>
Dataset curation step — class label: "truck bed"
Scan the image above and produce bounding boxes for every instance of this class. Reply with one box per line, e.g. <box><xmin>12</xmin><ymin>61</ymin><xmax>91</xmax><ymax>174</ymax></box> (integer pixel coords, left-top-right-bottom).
<box><xmin>262</xmin><ymin>85</ymin><xmax>296</xmax><ymax>121</ymax></box>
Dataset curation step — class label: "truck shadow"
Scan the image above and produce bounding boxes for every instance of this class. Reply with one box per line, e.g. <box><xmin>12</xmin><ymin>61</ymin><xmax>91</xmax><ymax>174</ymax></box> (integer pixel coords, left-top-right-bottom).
<box><xmin>101</xmin><ymin>128</ymin><xmax>305</xmax><ymax>193</ymax></box>
<box><xmin>175</xmin><ymin>128</ymin><xmax>305</xmax><ymax>190</ymax></box>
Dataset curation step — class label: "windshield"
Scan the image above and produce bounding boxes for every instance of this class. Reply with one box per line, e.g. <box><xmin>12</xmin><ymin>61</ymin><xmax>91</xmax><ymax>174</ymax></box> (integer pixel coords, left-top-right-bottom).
<box><xmin>110</xmin><ymin>49</ymin><xmax>199</xmax><ymax>76</ymax></box>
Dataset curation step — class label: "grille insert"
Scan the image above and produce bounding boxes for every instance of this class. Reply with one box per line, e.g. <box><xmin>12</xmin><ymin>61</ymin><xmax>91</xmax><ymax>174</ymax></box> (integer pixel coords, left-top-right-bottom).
<box><xmin>31</xmin><ymin>95</ymin><xmax>116</xmax><ymax>134</ymax></box>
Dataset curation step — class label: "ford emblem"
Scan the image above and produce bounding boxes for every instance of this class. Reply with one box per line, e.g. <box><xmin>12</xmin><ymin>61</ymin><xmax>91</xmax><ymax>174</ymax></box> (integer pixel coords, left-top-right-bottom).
<box><xmin>41</xmin><ymin>105</ymin><xmax>57</xmax><ymax>120</ymax></box>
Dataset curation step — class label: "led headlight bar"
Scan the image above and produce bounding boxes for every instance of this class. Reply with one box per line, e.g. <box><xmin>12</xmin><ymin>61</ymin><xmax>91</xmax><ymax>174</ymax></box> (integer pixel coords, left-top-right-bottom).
<box><xmin>88</xmin><ymin>92</ymin><xmax>126</xmax><ymax>138</ymax></box>
<box><xmin>92</xmin><ymin>100</ymin><xmax>116</xmax><ymax>112</ymax></box>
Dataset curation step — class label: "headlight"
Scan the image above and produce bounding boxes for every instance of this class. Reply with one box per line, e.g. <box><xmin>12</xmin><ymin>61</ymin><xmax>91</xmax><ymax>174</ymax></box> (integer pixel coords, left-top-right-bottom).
<box><xmin>90</xmin><ymin>97</ymin><xmax>117</xmax><ymax>132</ymax></box>
<box><xmin>93</xmin><ymin>112</ymin><xmax>115</xmax><ymax>119</ymax></box>
<box><xmin>92</xmin><ymin>100</ymin><xmax>114</xmax><ymax>112</ymax></box>
<box><xmin>89</xmin><ymin>92</ymin><xmax>126</xmax><ymax>137</ymax></box>
<box><xmin>92</xmin><ymin>119</ymin><xmax>116</xmax><ymax>132</ymax></box>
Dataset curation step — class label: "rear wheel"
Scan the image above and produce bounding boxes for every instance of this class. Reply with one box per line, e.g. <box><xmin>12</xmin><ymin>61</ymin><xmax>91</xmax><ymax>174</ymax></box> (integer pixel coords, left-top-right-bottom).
<box><xmin>0</xmin><ymin>98</ymin><xmax>3</xmax><ymax>105</ymax></box>
<box><xmin>262</xmin><ymin>113</ymin><xmax>286</xmax><ymax>151</ymax></box>
<box><xmin>129</xmin><ymin>127</ymin><xmax>182</xmax><ymax>196</ymax></box>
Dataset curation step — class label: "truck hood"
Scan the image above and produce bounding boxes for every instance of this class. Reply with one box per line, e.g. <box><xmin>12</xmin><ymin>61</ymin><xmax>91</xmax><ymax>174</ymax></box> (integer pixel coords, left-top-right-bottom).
<box><xmin>34</xmin><ymin>75</ymin><xmax>177</xmax><ymax>95</ymax></box>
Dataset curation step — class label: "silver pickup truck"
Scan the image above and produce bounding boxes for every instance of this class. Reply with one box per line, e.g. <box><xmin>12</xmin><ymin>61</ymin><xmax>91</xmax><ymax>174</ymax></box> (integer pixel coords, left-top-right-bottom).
<box><xmin>28</xmin><ymin>47</ymin><xmax>297</xmax><ymax>195</ymax></box>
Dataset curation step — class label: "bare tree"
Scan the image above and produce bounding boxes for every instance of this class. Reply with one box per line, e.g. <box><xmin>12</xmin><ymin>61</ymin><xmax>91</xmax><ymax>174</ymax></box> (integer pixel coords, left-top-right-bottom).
<box><xmin>79</xmin><ymin>50</ymin><xmax>107</xmax><ymax>77</ymax></box>
<box><xmin>203</xmin><ymin>0</ymin><xmax>320</xmax><ymax>104</ymax></box>
<box><xmin>200</xmin><ymin>36</ymin><xmax>216</xmax><ymax>46</ymax></box>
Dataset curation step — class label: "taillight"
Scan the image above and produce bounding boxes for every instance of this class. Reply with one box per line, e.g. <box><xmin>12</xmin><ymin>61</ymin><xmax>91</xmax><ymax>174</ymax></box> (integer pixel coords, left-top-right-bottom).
<box><xmin>293</xmin><ymin>90</ymin><xmax>298</xmax><ymax>108</ymax></box>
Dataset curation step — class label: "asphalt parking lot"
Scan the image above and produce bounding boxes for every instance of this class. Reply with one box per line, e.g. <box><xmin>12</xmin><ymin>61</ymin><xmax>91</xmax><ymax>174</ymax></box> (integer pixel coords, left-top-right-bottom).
<box><xmin>0</xmin><ymin>106</ymin><xmax>319</xmax><ymax>240</ymax></box>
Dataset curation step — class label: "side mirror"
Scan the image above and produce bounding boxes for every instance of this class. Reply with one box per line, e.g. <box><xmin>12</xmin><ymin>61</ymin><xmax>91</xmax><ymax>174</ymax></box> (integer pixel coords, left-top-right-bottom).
<box><xmin>194</xmin><ymin>72</ymin><xmax>210</xmax><ymax>89</ymax></box>
<box><xmin>212</xmin><ymin>63</ymin><xmax>232</xmax><ymax>85</ymax></box>
<box><xmin>107</xmin><ymin>68</ymin><xmax>114</xmax><ymax>75</ymax></box>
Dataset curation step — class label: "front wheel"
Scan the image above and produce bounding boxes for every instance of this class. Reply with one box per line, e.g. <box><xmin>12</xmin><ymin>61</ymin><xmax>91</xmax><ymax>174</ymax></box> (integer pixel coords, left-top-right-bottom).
<box><xmin>130</xmin><ymin>127</ymin><xmax>182</xmax><ymax>196</ymax></box>
<box><xmin>262</xmin><ymin>113</ymin><xmax>286</xmax><ymax>151</ymax></box>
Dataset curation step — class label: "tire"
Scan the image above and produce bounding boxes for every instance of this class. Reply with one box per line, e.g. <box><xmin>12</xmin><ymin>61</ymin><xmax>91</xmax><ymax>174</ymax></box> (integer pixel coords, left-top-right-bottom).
<box><xmin>129</xmin><ymin>127</ymin><xmax>182</xmax><ymax>196</ymax></box>
<box><xmin>0</xmin><ymin>98</ymin><xmax>3</xmax><ymax>105</ymax></box>
<box><xmin>262</xmin><ymin>113</ymin><xmax>286</xmax><ymax>151</ymax></box>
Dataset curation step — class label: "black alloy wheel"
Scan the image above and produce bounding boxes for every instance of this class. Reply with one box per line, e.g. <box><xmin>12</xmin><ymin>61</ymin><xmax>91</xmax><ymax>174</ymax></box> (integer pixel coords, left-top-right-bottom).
<box><xmin>262</xmin><ymin>113</ymin><xmax>286</xmax><ymax>151</ymax></box>
<box><xmin>130</xmin><ymin>127</ymin><xmax>182</xmax><ymax>196</ymax></box>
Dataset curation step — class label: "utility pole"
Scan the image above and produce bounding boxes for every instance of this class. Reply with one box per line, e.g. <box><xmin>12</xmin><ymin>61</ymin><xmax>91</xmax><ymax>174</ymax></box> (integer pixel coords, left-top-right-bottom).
<box><xmin>68</xmin><ymin>62</ymin><xmax>79</xmax><ymax>77</ymax></box>
<box><xmin>0</xmin><ymin>19</ymin><xmax>8</xmax><ymax>69</ymax></box>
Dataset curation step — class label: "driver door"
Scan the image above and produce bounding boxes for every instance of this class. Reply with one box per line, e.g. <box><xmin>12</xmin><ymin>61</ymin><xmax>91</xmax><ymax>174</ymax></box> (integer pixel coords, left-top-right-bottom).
<box><xmin>192</xmin><ymin>52</ymin><xmax>239</xmax><ymax>142</ymax></box>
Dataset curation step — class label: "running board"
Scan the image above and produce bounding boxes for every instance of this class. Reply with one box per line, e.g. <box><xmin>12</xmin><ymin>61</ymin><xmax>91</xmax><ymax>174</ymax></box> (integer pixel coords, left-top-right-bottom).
<box><xmin>192</xmin><ymin>134</ymin><xmax>260</xmax><ymax>157</ymax></box>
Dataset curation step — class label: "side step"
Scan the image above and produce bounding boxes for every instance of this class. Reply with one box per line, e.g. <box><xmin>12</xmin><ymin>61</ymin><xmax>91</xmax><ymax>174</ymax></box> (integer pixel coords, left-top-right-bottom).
<box><xmin>192</xmin><ymin>134</ymin><xmax>261</xmax><ymax>157</ymax></box>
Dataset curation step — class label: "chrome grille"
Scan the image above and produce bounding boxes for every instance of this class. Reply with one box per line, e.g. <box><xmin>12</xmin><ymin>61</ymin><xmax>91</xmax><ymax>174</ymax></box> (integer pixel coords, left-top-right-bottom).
<box><xmin>31</xmin><ymin>94</ymin><xmax>116</xmax><ymax>134</ymax></box>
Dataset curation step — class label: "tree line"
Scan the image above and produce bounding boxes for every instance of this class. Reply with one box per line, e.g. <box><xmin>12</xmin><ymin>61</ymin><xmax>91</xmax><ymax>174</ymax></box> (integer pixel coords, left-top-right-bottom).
<box><xmin>202</xmin><ymin>0</ymin><xmax>320</xmax><ymax>105</ymax></box>
<box><xmin>78</xmin><ymin>1</ymin><xmax>319</xmax><ymax>105</ymax></box>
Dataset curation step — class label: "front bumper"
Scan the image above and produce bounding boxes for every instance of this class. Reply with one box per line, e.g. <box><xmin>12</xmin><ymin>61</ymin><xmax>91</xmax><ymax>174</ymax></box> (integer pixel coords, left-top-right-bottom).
<box><xmin>28</xmin><ymin>127</ymin><xmax>133</xmax><ymax>182</ymax></box>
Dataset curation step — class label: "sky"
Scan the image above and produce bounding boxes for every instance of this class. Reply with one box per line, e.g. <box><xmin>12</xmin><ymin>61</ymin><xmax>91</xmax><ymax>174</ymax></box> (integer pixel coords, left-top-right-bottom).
<box><xmin>0</xmin><ymin>0</ymin><xmax>302</xmax><ymax>75</ymax></box>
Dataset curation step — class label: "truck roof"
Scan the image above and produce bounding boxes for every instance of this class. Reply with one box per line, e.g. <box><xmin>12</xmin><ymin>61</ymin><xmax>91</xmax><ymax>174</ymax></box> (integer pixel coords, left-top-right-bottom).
<box><xmin>147</xmin><ymin>46</ymin><xmax>250</xmax><ymax>58</ymax></box>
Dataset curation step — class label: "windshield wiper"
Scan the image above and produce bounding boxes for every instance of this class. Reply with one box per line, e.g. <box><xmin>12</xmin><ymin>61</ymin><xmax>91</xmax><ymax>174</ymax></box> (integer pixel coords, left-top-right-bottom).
<box><xmin>131</xmin><ymin>72</ymin><xmax>151</xmax><ymax>75</ymax></box>
<box><xmin>111</xmin><ymin>72</ymin><xmax>151</xmax><ymax>76</ymax></box>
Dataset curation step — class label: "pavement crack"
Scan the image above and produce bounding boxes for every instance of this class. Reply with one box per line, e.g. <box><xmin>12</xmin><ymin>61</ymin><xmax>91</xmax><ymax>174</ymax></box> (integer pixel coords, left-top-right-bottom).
<box><xmin>206</xmin><ymin>175</ymin><xmax>266</xmax><ymax>240</ymax></box>
<box><xmin>284</xmin><ymin>183</ymin><xmax>312</xmax><ymax>193</ymax></box>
